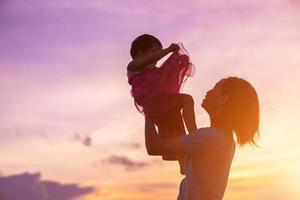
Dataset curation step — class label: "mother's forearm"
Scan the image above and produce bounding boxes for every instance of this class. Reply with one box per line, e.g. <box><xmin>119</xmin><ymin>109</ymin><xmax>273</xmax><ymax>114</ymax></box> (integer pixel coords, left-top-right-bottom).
<box><xmin>144</xmin><ymin>117</ymin><xmax>186</xmax><ymax>156</ymax></box>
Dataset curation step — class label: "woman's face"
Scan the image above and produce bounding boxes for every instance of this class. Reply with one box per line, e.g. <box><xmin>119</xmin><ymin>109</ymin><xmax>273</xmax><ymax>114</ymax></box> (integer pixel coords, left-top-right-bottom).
<box><xmin>201</xmin><ymin>79</ymin><xmax>228</xmax><ymax>115</ymax></box>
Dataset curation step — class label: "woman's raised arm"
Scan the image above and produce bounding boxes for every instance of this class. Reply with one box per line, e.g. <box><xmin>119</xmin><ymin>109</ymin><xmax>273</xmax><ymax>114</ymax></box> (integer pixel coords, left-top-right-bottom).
<box><xmin>144</xmin><ymin>117</ymin><xmax>185</xmax><ymax>156</ymax></box>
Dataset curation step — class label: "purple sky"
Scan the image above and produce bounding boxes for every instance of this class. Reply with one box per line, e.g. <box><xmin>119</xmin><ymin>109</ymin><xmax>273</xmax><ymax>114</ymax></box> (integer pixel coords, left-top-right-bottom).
<box><xmin>1</xmin><ymin>0</ymin><xmax>300</xmax><ymax>199</ymax></box>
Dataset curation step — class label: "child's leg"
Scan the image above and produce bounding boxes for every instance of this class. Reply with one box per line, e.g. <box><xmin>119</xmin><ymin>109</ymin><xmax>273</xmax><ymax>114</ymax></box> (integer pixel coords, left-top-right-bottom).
<box><xmin>155</xmin><ymin>111</ymin><xmax>186</xmax><ymax>174</ymax></box>
<box><xmin>181</xmin><ymin>94</ymin><xmax>197</xmax><ymax>133</ymax></box>
<box><xmin>152</xmin><ymin>106</ymin><xmax>186</xmax><ymax>164</ymax></box>
<box><xmin>157</xmin><ymin>124</ymin><xmax>178</xmax><ymax>161</ymax></box>
<box><xmin>157</xmin><ymin>120</ymin><xmax>186</xmax><ymax>173</ymax></box>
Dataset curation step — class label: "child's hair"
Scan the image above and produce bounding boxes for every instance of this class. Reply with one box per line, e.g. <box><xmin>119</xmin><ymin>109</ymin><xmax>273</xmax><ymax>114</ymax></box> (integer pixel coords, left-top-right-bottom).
<box><xmin>221</xmin><ymin>77</ymin><xmax>260</xmax><ymax>147</ymax></box>
<box><xmin>130</xmin><ymin>34</ymin><xmax>162</xmax><ymax>58</ymax></box>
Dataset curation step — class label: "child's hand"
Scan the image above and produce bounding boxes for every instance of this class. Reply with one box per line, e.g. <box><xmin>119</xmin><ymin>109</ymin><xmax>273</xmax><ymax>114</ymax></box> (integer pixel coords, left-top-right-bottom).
<box><xmin>168</xmin><ymin>43</ymin><xmax>180</xmax><ymax>53</ymax></box>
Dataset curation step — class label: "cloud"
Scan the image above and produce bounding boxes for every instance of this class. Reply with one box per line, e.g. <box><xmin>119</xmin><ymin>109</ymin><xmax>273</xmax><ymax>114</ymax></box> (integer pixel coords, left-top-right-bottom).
<box><xmin>129</xmin><ymin>142</ymin><xmax>142</xmax><ymax>149</ymax></box>
<box><xmin>73</xmin><ymin>133</ymin><xmax>92</xmax><ymax>147</ymax></box>
<box><xmin>43</xmin><ymin>180</ymin><xmax>93</xmax><ymax>200</ymax></box>
<box><xmin>0</xmin><ymin>128</ymin><xmax>48</xmax><ymax>144</ymax></box>
<box><xmin>0</xmin><ymin>172</ymin><xmax>94</xmax><ymax>200</ymax></box>
<box><xmin>120</xmin><ymin>142</ymin><xmax>142</xmax><ymax>150</ymax></box>
<box><xmin>138</xmin><ymin>183</ymin><xmax>177</xmax><ymax>193</ymax></box>
<box><xmin>101</xmin><ymin>155</ymin><xmax>151</xmax><ymax>171</ymax></box>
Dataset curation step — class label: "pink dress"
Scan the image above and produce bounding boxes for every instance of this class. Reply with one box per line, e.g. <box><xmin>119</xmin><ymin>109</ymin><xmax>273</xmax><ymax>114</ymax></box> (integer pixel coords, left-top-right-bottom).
<box><xmin>128</xmin><ymin>43</ymin><xmax>195</xmax><ymax>120</ymax></box>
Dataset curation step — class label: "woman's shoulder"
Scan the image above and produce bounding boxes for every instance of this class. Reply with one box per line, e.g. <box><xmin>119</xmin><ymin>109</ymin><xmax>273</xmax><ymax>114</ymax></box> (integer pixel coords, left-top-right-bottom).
<box><xmin>182</xmin><ymin>127</ymin><xmax>234</xmax><ymax>155</ymax></box>
<box><xmin>183</xmin><ymin>127</ymin><xmax>217</xmax><ymax>147</ymax></box>
<box><xmin>184</xmin><ymin>127</ymin><xmax>230</xmax><ymax>146</ymax></box>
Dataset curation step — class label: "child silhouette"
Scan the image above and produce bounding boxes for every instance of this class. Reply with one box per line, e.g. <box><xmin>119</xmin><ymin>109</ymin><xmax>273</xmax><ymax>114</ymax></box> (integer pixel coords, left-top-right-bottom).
<box><xmin>127</xmin><ymin>34</ymin><xmax>197</xmax><ymax>174</ymax></box>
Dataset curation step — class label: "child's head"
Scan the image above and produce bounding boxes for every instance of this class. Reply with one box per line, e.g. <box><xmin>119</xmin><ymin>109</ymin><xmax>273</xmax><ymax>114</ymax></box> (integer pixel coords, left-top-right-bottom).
<box><xmin>130</xmin><ymin>34</ymin><xmax>162</xmax><ymax>59</ymax></box>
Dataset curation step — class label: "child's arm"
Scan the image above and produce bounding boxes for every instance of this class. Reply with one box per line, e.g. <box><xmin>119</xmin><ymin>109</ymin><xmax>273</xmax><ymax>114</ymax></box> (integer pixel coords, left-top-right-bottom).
<box><xmin>127</xmin><ymin>43</ymin><xmax>179</xmax><ymax>72</ymax></box>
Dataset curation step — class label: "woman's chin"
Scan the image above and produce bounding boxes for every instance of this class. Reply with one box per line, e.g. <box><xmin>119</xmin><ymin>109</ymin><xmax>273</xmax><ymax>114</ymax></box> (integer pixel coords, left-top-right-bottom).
<box><xmin>201</xmin><ymin>101</ymin><xmax>205</xmax><ymax>108</ymax></box>
<box><xmin>201</xmin><ymin>98</ymin><xmax>206</xmax><ymax>105</ymax></box>
<box><xmin>201</xmin><ymin>100</ymin><xmax>209</xmax><ymax>111</ymax></box>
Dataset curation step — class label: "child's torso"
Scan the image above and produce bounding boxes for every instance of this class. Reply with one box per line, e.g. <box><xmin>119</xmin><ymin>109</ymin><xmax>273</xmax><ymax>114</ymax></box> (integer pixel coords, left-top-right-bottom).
<box><xmin>127</xmin><ymin>64</ymin><xmax>157</xmax><ymax>81</ymax></box>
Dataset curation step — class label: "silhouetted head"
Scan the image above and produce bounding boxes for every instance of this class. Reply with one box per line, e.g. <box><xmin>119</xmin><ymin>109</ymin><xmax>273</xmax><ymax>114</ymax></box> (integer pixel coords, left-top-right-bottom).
<box><xmin>202</xmin><ymin>77</ymin><xmax>260</xmax><ymax>147</ymax></box>
<box><xmin>130</xmin><ymin>34</ymin><xmax>163</xmax><ymax>59</ymax></box>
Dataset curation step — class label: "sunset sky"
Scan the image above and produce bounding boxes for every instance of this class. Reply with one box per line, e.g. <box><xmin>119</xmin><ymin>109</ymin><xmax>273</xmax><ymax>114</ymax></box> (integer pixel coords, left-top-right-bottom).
<box><xmin>1</xmin><ymin>0</ymin><xmax>300</xmax><ymax>199</ymax></box>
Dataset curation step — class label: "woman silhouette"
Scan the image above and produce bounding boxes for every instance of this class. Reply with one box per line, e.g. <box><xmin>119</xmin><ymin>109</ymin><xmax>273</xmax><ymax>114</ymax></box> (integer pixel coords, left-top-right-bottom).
<box><xmin>144</xmin><ymin>77</ymin><xmax>260</xmax><ymax>200</ymax></box>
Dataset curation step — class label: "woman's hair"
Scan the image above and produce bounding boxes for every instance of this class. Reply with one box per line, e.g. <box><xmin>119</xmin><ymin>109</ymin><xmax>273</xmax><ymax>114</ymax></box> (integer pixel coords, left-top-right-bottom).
<box><xmin>220</xmin><ymin>77</ymin><xmax>260</xmax><ymax>147</ymax></box>
<box><xmin>130</xmin><ymin>34</ymin><xmax>162</xmax><ymax>58</ymax></box>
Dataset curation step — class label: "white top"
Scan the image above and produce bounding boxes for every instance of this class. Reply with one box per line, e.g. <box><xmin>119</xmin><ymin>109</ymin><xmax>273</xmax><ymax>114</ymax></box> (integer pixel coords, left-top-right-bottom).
<box><xmin>177</xmin><ymin>127</ymin><xmax>236</xmax><ymax>200</ymax></box>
